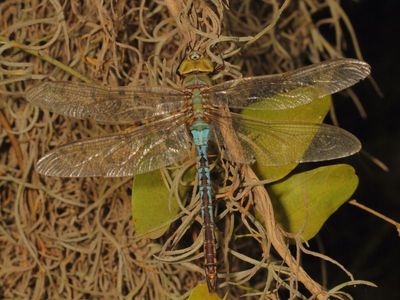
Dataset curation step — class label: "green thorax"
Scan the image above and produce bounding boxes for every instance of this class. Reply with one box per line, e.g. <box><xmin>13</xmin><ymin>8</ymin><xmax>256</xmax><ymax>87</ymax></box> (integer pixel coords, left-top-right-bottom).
<box><xmin>189</xmin><ymin>88</ymin><xmax>206</xmax><ymax>118</ymax></box>
<box><xmin>183</xmin><ymin>73</ymin><xmax>212</xmax><ymax>88</ymax></box>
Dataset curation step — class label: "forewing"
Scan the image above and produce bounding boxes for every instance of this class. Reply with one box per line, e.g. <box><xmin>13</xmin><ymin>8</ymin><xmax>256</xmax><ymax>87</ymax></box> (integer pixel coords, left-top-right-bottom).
<box><xmin>208</xmin><ymin>59</ymin><xmax>370</xmax><ymax>110</ymax></box>
<box><xmin>26</xmin><ymin>81</ymin><xmax>185</xmax><ymax>124</ymax></box>
<box><xmin>208</xmin><ymin>111</ymin><xmax>361</xmax><ymax>166</ymax></box>
<box><xmin>36</xmin><ymin>114</ymin><xmax>192</xmax><ymax>177</ymax></box>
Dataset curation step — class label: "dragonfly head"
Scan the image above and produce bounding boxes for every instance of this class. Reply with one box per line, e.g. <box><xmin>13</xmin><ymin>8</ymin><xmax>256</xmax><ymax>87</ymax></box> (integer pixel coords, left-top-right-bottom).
<box><xmin>178</xmin><ymin>51</ymin><xmax>214</xmax><ymax>76</ymax></box>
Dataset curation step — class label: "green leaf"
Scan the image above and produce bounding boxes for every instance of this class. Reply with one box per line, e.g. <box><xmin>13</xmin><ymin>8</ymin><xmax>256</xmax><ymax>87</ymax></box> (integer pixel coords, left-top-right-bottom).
<box><xmin>132</xmin><ymin>170</ymin><xmax>177</xmax><ymax>239</ymax></box>
<box><xmin>188</xmin><ymin>283</ymin><xmax>222</xmax><ymax>300</ymax></box>
<box><xmin>131</xmin><ymin>171</ymin><xmax>176</xmax><ymax>239</ymax></box>
<box><xmin>132</xmin><ymin>166</ymin><xmax>196</xmax><ymax>239</ymax></box>
<box><xmin>242</xmin><ymin>88</ymin><xmax>331</xmax><ymax>182</ymax></box>
<box><xmin>268</xmin><ymin>164</ymin><xmax>359</xmax><ymax>240</ymax></box>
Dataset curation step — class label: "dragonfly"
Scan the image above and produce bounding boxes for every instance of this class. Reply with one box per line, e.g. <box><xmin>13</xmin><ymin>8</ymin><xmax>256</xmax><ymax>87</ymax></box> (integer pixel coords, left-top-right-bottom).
<box><xmin>26</xmin><ymin>51</ymin><xmax>370</xmax><ymax>292</ymax></box>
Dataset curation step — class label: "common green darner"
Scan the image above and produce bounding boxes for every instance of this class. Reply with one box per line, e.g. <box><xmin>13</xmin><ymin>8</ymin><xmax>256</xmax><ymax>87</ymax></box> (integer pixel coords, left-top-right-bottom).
<box><xmin>26</xmin><ymin>51</ymin><xmax>370</xmax><ymax>292</ymax></box>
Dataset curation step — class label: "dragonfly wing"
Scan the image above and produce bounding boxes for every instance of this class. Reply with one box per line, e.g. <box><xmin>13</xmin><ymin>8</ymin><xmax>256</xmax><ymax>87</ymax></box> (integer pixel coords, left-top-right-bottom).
<box><xmin>208</xmin><ymin>59</ymin><xmax>370</xmax><ymax>110</ymax></box>
<box><xmin>36</xmin><ymin>114</ymin><xmax>192</xmax><ymax>177</ymax></box>
<box><xmin>26</xmin><ymin>81</ymin><xmax>185</xmax><ymax>124</ymax></box>
<box><xmin>209</xmin><ymin>107</ymin><xmax>255</xmax><ymax>165</ymax></box>
<box><xmin>208</xmin><ymin>111</ymin><xmax>361</xmax><ymax>166</ymax></box>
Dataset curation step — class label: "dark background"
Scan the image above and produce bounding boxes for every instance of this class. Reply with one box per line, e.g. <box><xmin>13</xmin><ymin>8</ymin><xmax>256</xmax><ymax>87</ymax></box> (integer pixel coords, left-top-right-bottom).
<box><xmin>311</xmin><ymin>1</ymin><xmax>400</xmax><ymax>298</ymax></box>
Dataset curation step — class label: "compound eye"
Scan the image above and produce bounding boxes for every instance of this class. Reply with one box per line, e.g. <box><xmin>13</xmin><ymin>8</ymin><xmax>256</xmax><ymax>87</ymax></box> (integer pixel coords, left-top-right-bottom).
<box><xmin>190</xmin><ymin>52</ymin><xmax>201</xmax><ymax>60</ymax></box>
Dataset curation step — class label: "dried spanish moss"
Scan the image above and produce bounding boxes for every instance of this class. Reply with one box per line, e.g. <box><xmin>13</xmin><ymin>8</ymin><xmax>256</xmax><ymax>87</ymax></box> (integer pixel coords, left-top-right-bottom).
<box><xmin>0</xmin><ymin>0</ymin><xmax>368</xmax><ymax>298</ymax></box>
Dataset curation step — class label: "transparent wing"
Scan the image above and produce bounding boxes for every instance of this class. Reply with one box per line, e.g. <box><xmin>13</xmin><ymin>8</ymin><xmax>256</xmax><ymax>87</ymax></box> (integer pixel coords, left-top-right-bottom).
<box><xmin>208</xmin><ymin>59</ymin><xmax>370</xmax><ymax>110</ymax></box>
<box><xmin>36</xmin><ymin>114</ymin><xmax>192</xmax><ymax>177</ymax></box>
<box><xmin>26</xmin><ymin>81</ymin><xmax>186</xmax><ymax>124</ymax></box>
<box><xmin>208</xmin><ymin>111</ymin><xmax>361</xmax><ymax>166</ymax></box>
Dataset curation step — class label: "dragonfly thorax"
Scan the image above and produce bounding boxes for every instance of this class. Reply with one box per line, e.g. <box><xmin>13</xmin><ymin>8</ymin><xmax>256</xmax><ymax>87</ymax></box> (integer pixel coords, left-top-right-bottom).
<box><xmin>183</xmin><ymin>73</ymin><xmax>212</xmax><ymax>88</ymax></box>
<box><xmin>189</xmin><ymin>88</ymin><xmax>210</xmax><ymax>122</ymax></box>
